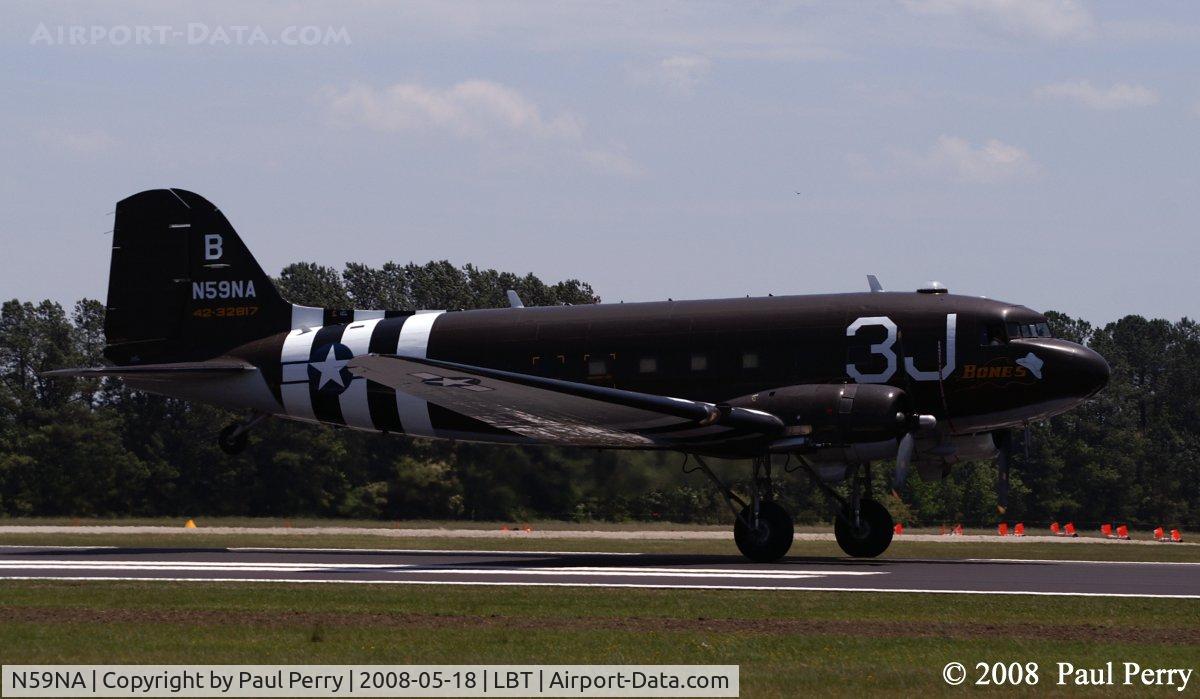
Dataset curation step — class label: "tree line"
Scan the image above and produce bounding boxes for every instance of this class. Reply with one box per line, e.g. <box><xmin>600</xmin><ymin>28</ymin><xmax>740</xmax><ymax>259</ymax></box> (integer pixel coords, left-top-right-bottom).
<box><xmin>0</xmin><ymin>260</ymin><xmax>1196</xmax><ymax>528</ymax></box>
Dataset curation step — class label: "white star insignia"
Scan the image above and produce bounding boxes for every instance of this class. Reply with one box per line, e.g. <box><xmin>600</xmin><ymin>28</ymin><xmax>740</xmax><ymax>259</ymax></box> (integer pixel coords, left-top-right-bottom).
<box><xmin>310</xmin><ymin>346</ymin><xmax>349</xmax><ymax>389</ymax></box>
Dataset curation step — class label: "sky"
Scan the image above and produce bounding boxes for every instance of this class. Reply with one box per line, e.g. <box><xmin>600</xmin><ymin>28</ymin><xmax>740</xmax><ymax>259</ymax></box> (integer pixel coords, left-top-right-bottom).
<box><xmin>1</xmin><ymin>1</ymin><xmax>1198</xmax><ymax>324</ymax></box>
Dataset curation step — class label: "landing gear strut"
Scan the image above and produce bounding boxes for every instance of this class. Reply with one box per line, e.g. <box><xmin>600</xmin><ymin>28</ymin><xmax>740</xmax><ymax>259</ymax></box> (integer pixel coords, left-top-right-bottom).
<box><xmin>217</xmin><ymin>413</ymin><xmax>268</xmax><ymax>455</ymax></box>
<box><xmin>686</xmin><ymin>455</ymin><xmax>794</xmax><ymax>562</ymax></box>
<box><xmin>794</xmin><ymin>458</ymin><xmax>894</xmax><ymax>558</ymax></box>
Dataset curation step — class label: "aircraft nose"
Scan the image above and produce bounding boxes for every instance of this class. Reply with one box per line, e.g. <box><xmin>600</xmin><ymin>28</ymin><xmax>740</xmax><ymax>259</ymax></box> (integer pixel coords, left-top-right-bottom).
<box><xmin>1060</xmin><ymin>343</ymin><xmax>1110</xmax><ymax>398</ymax></box>
<box><xmin>1078</xmin><ymin>345</ymin><xmax>1110</xmax><ymax>396</ymax></box>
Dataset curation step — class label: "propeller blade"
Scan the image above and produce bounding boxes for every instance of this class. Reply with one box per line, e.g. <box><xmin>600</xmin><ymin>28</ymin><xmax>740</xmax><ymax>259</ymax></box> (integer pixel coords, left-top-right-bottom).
<box><xmin>891</xmin><ymin>431</ymin><xmax>915</xmax><ymax>495</ymax></box>
<box><xmin>995</xmin><ymin>430</ymin><xmax>1012</xmax><ymax>515</ymax></box>
<box><xmin>1023</xmin><ymin>423</ymin><xmax>1031</xmax><ymax>461</ymax></box>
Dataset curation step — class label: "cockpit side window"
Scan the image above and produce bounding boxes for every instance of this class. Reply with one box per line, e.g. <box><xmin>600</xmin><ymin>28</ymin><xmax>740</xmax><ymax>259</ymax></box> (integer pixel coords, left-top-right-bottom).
<box><xmin>980</xmin><ymin>323</ymin><xmax>1007</xmax><ymax>346</ymax></box>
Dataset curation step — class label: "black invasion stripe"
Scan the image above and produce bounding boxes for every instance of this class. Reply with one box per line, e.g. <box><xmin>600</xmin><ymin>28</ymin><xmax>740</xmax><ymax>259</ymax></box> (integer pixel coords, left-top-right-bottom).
<box><xmin>367</xmin><ymin>383</ymin><xmax>403</xmax><ymax>432</ymax></box>
<box><xmin>365</xmin><ymin>317</ymin><xmax>406</xmax><ymax>432</ymax></box>
<box><xmin>384</xmin><ymin>310</ymin><xmax>415</xmax><ymax>319</ymax></box>
<box><xmin>368</xmin><ymin>317</ymin><xmax>404</xmax><ymax>354</ymax></box>
<box><xmin>308</xmin><ymin>323</ymin><xmax>348</xmax><ymax>425</ymax></box>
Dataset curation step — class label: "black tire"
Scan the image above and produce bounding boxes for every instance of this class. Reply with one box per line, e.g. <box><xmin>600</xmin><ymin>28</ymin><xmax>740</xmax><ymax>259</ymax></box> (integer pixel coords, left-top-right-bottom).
<box><xmin>217</xmin><ymin>424</ymin><xmax>248</xmax><ymax>455</ymax></box>
<box><xmin>734</xmin><ymin>501</ymin><xmax>794</xmax><ymax>563</ymax></box>
<box><xmin>834</xmin><ymin>498</ymin><xmax>894</xmax><ymax>558</ymax></box>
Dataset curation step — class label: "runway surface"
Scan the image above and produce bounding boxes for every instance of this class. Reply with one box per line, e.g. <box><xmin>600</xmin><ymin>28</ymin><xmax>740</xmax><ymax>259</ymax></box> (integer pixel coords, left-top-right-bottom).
<box><xmin>1</xmin><ymin>525</ymin><xmax>1191</xmax><ymax>544</ymax></box>
<box><xmin>1</xmin><ymin>546</ymin><xmax>1196</xmax><ymax>598</ymax></box>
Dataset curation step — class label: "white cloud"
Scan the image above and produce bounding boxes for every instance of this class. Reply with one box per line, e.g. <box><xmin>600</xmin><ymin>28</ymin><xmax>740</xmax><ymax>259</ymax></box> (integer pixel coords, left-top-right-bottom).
<box><xmin>322</xmin><ymin>79</ymin><xmax>638</xmax><ymax>176</ymax></box>
<box><xmin>631</xmin><ymin>55</ymin><xmax>712</xmax><ymax>94</ymax></box>
<box><xmin>851</xmin><ymin>136</ymin><xmax>1037</xmax><ymax>183</ymax></box>
<box><xmin>878</xmin><ymin>135</ymin><xmax>1035</xmax><ymax>184</ymax></box>
<box><xmin>924</xmin><ymin>135</ymin><xmax>1035</xmax><ymax>183</ymax></box>
<box><xmin>324</xmin><ymin>80</ymin><xmax>583</xmax><ymax>140</ymax></box>
<box><xmin>1035</xmin><ymin>81</ymin><xmax>1159</xmax><ymax>110</ymax></box>
<box><xmin>579</xmin><ymin>146</ymin><xmax>641</xmax><ymax>177</ymax></box>
<box><xmin>34</xmin><ymin>127</ymin><xmax>116</xmax><ymax>155</ymax></box>
<box><xmin>903</xmin><ymin>0</ymin><xmax>1096</xmax><ymax>41</ymax></box>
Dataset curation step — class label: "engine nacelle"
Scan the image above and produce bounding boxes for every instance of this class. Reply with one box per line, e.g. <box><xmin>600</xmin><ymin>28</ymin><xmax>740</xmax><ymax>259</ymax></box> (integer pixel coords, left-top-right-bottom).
<box><xmin>725</xmin><ymin>383</ymin><xmax>911</xmax><ymax>445</ymax></box>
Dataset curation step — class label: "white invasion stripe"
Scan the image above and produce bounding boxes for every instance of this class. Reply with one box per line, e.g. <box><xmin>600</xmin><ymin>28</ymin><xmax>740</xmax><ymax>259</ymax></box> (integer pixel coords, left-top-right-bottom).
<box><xmin>353</xmin><ymin>309</ymin><xmax>385</xmax><ymax>320</ymax></box>
<box><xmin>395</xmin><ymin>311</ymin><xmax>444</xmax><ymax>437</ymax></box>
<box><xmin>290</xmin><ymin>305</ymin><xmax>323</xmax><ymax>329</ymax></box>
<box><xmin>0</xmin><ymin>576</ymin><xmax>1194</xmax><ymax>598</ymax></box>
<box><xmin>337</xmin><ymin>319</ymin><xmax>383</xmax><ymax>431</ymax></box>
<box><xmin>396</xmin><ymin>311</ymin><xmax>443</xmax><ymax>356</ymax></box>
<box><xmin>279</xmin><ymin>328</ymin><xmax>319</xmax><ymax>422</ymax></box>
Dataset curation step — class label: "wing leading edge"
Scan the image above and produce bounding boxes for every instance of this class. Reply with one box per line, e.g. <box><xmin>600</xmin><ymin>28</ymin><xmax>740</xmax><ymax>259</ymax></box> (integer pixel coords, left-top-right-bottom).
<box><xmin>347</xmin><ymin>354</ymin><xmax>783</xmax><ymax>448</ymax></box>
<box><xmin>43</xmin><ymin>361</ymin><xmax>255</xmax><ymax>379</ymax></box>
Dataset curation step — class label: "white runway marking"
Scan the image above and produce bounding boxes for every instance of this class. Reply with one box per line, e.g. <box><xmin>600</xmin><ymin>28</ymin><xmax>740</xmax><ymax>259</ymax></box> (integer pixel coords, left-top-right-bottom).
<box><xmin>967</xmin><ymin>558</ymin><xmax>1200</xmax><ymax>566</ymax></box>
<box><xmin>0</xmin><ymin>576</ymin><xmax>1195</xmax><ymax>599</ymax></box>
<box><xmin>0</xmin><ymin>560</ymin><xmax>882</xmax><ymax>580</ymax></box>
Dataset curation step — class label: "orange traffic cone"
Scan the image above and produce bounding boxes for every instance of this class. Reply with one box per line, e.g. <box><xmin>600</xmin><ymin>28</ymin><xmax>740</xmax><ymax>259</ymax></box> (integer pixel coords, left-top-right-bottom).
<box><xmin>953</xmin><ymin>523</ymin><xmax>964</xmax><ymax>536</ymax></box>
<box><xmin>1171</xmin><ymin>529</ymin><xmax>1184</xmax><ymax>543</ymax></box>
<box><xmin>1153</xmin><ymin>526</ymin><xmax>1166</xmax><ymax>541</ymax></box>
<box><xmin>184</xmin><ymin>519</ymin><xmax>197</xmax><ymax>529</ymax></box>
<box><xmin>1064</xmin><ymin>522</ymin><xmax>1077</xmax><ymax>537</ymax></box>
<box><xmin>998</xmin><ymin>522</ymin><xmax>1009</xmax><ymax>537</ymax></box>
<box><xmin>1014</xmin><ymin>522</ymin><xmax>1025</xmax><ymax>537</ymax></box>
<box><xmin>1050</xmin><ymin>521</ymin><xmax>1061</xmax><ymax>535</ymax></box>
<box><xmin>1115</xmin><ymin>524</ymin><xmax>1129</xmax><ymax>540</ymax></box>
<box><xmin>1101</xmin><ymin>523</ymin><xmax>1113</xmax><ymax>538</ymax></box>
<box><xmin>893</xmin><ymin>523</ymin><xmax>903</xmax><ymax>536</ymax></box>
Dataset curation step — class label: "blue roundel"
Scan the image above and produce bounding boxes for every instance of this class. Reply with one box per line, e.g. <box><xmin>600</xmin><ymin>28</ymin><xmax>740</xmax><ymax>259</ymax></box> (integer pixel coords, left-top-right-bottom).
<box><xmin>308</xmin><ymin>343</ymin><xmax>355</xmax><ymax>396</ymax></box>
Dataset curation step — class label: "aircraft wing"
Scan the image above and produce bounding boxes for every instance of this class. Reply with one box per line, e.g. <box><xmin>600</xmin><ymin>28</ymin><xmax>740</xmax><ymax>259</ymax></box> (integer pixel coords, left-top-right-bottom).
<box><xmin>43</xmin><ymin>361</ymin><xmax>255</xmax><ymax>379</ymax></box>
<box><xmin>348</xmin><ymin>354</ymin><xmax>784</xmax><ymax>448</ymax></box>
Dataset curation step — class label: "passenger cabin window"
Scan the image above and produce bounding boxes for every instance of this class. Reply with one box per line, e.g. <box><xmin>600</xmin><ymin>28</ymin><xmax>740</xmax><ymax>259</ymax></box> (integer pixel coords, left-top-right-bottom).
<box><xmin>690</xmin><ymin>353</ymin><xmax>708</xmax><ymax>371</ymax></box>
<box><xmin>638</xmin><ymin>357</ymin><xmax>657</xmax><ymax>374</ymax></box>
<box><xmin>741</xmin><ymin>352</ymin><xmax>759</xmax><ymax>369</ymax></box>
<box><xmin>588</xmin><ymin>359</ymin><xmax>607</xmax><ymax>376</ymax></box>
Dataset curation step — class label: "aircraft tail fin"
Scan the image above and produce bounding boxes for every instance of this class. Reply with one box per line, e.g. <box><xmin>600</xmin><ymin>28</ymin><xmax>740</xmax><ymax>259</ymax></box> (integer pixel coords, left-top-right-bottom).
<box><xmin>103</xmin><ymin>188</ymin><xmax>292</xmax><ymax>365</ymax></box>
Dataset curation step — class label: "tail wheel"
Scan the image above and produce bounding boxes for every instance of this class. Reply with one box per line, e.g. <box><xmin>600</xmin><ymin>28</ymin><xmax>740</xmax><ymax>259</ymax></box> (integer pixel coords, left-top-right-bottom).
<box><xmin>834</xmin><ymin>498</ymin><xmax>894</xmax><ymax>558</ymax></box>
<box><xmin>217</xmin><ymin>424</ymin><xmax>249</xmax><ymax>455</ymax></box>
<box><xmin>734</xmin><ymin>501</ymin><xmax>794</xmax><ymax>563</ymax></box>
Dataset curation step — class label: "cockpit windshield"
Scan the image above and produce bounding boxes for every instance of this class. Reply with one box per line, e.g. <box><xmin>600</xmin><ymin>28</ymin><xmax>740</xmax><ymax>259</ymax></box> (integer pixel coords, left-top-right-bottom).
<box><xmin>981</xmin><ymin>318</ymin><xmax>1053</xmax><ymax>345</ymax></box>
<box><xmin>1006</xmin><ymin>321</ymin><xmax>1052</xmax><ymax>339</ymax></box>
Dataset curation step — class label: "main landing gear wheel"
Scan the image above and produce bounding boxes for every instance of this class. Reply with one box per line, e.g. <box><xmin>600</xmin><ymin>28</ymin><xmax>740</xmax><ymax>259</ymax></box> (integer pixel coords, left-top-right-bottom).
<box><xmin>834</xmin><ymin>498</ymin><xmax>894</xmax><ymax>558</ymax></box>
<box><xmin>734</xmin><ymin>501</ymin><xmax>795</xmax><ymax>563</ymax></box>
<box><xmin>217</xmin><ymin>423</ymin><xmax>249</xmax><ymax>455</ymax></box>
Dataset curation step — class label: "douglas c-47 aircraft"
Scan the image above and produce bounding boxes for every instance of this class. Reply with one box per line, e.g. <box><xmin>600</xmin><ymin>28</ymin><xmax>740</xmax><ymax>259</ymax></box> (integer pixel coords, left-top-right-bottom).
<box><xmin>49</xmin><ymin>189</ymin><xmax>1110</xmax><ymax>561</ymax></box>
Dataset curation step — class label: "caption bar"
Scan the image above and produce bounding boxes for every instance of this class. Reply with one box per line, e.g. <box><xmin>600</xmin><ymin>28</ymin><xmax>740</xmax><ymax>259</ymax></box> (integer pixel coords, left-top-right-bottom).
<box><xmin>2</xmin><ymin>665</ymin><xmax>738</xmax><ymax>697</ymax></box>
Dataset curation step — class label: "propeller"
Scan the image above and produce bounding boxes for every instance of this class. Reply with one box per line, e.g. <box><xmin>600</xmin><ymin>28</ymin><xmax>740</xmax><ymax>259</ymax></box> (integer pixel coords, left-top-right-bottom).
<box><xmin>994</xmin><ymin>429</ymin><xmax>1012</xmax><ymax>515</ymax></box>
<box><xmin>891</xmin><ymin>431</ymin><xmax>915</xmax><ymax>496</ymax></box>
<box><xmin>891</xmin><ymin>414</ymin><xmax>935</xmax><ymax>496</ymax></box>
